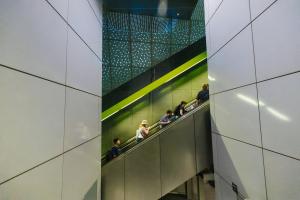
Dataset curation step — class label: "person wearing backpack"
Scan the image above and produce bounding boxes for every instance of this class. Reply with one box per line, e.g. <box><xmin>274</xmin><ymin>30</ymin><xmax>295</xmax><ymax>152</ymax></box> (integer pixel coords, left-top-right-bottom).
<box><xmin>174</xmin><ymin>101</ymin><xmax>187</xmax><ymax>117</ymax></box>
<box><xmin>111</xmin><ymin>138</ymin><xmax>121</xmax><ymax>158</ymax></box>
<box><xmin>197</xmin><ymin>84</ymin><xmax>209</xmax><ymax>103</ymax></box>
<box><xmin>106</xmin><ymin>138</ymin><xmax>121</xmax><ymax>161</ymax></box>
<box><xmin>136</xmin><ymin>120</ymin><xmax>149</xmax><ymax>143</ymax></box>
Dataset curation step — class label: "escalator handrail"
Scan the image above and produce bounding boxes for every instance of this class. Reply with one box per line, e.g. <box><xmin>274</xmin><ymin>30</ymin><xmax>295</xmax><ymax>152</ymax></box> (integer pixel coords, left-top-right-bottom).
<box><xmin>123</xmin><ymin>101</ymin><xmax>210</xmax><ymax>155</ymax></box>
<box><xmin>102</xmin><ymin>98</ymin><xmax>198</xmax><ymax>159</ymax></box>
<box><xmin>102</xmin><ymin>99</ymin><xmax>209</xmax><ymax>165</ymax></box>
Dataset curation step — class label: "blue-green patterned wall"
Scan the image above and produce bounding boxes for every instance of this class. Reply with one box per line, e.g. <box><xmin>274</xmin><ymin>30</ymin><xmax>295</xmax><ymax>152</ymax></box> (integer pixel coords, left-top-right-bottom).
<box><xmin>103</xmin><ymin>0</ymin><xmax>205</xmax><ymax>95</ymax></box>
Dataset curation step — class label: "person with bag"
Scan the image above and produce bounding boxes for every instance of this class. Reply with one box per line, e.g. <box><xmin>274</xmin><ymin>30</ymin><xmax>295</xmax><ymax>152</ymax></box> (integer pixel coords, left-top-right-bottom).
<box><xmin>111</xmin><ymin>138</ymin><xmax>121</xmax><ymax>158</ymax></box>
<box><xmin>136</xmin><ymin>120</ymin><xmax>149</xmax><ymax>143</ymax></box>
<box><xmin>106</xmin><ymin>138</ymin><xmax>121</xmax><ymax>161</ymax></box>
<box><xmin>197</xmin><ymin>84</ymin><xmax>209</xmax><ymax>103</ymax></box>
<box><xmin>174</xmin><ymin>101</ymin><xmax>187</xmax><ymax>117</ymax></box>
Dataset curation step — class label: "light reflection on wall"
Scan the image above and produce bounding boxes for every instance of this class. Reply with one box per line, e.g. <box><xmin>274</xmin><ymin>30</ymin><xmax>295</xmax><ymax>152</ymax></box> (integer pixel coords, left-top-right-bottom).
<box><xmin>236</xmin><ymin>93</ymin><xmax>290</xmax><ymax>122</ymax></box>
<box><xmin>208</xmin><ymin>75</ymin><xmax>216</xmax><ymax>81</ymax></box>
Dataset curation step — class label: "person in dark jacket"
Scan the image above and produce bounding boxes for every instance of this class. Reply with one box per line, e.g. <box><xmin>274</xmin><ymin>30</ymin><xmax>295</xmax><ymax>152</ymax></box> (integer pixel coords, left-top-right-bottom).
<box><xmin>174</xmin><ymin>101</ymin><xmax>187</xmax><ymax>117</ymax></box>
<box><xmin>197</xmin><ymin>84</ymin><xmax>209</xmax><ymax>103</ymax></box>
<box><xmin>111</xmin><ymin>138</ymin><xmax>121</xmax><ymax>158</ymax></box>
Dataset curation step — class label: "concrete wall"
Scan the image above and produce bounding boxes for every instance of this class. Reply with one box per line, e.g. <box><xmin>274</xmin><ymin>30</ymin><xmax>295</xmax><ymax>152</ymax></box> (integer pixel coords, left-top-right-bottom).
<box><xmin>205</xmin><ymin>0</ymin><xmax>300</xmax><ymax>199</ymax></box>
<box><xmin>102</xmin><ymin>65</ymin><xmax>208</xmax><ymax>153</ymax></box>
<box><xmin>0</xmin><ymin>0</ymin><xmax>102</xmax><ymax>199</ymax></box>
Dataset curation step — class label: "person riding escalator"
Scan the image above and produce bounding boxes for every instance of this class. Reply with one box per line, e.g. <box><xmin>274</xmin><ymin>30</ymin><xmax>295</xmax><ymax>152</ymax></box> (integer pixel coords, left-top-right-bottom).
<box><xmin>174</xmin><ymin>101</ymin><xmax>187</xmax><ymax>118</ymax></box>
<box><xmin>159</xmin><ymin>110</ymin><xmax>176</xmax><ymax>128</ymax></box>
<box><xmin>136</xmin><ymin>120</ymin><xmax>149</xmax><ymax>143</ymax></box>
<box><xmin>106</xmin><ymin>138</ymin><xmax>121</xmax><ymax>161</ymax></box>
<box><xmin>197</xmin><ymin>84</ymin><xmax>209</xmax><ymax>103</ymax></box>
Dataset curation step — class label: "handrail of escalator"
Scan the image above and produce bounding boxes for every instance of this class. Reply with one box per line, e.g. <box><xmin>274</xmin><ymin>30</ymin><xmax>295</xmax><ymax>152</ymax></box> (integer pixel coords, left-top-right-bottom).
<box><xmin>101</xmin><ymin>98</ymin><xmax>205</xmax><ymax>165</ymax></box>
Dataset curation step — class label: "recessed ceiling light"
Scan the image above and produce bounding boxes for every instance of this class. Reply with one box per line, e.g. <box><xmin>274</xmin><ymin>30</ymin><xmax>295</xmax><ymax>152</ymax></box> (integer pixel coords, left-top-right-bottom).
<box><xmin>177</xmin><ymin>13</ymin><xmax>180</xmax><ymax>16</ymax></box>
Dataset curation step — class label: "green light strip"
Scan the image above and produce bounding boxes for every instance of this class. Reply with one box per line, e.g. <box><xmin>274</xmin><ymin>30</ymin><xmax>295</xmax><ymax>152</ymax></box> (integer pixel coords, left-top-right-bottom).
<box><xmin>102</xmin><ymin>52</ymin><xmax>207</xmax><ymax>121</ymax></box>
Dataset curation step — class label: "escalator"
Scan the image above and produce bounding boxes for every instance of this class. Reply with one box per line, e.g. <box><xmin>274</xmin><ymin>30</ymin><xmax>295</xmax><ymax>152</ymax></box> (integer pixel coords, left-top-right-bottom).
<box><xmin>101</xmin><ymin>101</ymin><xmax>213</xmax><ymax>200</ymax></box>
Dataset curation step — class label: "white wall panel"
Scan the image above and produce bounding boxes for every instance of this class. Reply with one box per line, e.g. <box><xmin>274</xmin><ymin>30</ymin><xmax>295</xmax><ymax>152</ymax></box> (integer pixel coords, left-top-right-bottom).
<box><xmin>87</xmin><ymin>0</ymin><xmax>102</xmax><ymax>21</ymax></box>
<box><xmin>62</xmin><ymin>138</ymin><xmax>101</xmax><ymax>200</ymax></box>
<box><xmin>87</xmin><ymin>0</ymin><xmax>103</xmax><ymax>61</ymax></box>
<box><xmin>258</xmin><ymin>72</ymin><xmax>300</xmax><ymax>159</ymax></box>
<box><xmin>205</xmin><ymin>0</ymin><xmax>223</xmax><ymax>24</ymax></box>
<box><xmin>0</xmin><ymin>157</ymin><xmax>63</xmax><ymax>200</ymax></box>
<box><xmin>209</xmin><ymin>0</ymin><xmax>251</xmax><ymax>55</ymax></box>
<box><xmin>214</xmin><ymin>173</ymin><xmax>222</xmax><ymax>200</ymax></box>
<box><xmin>206</xmin><ymin>23</ymin><xmax>213</xmax><ymax>59</ymax></box>
<box><xmin>209</xmin><ymin>95</ymin><xmax>217</xmax><ymax>133</ymax></box>
<box><xmin>0</xmin><ymin>0</ymin><xmax>68</xmax><ymax>84</ymax></box>
<box><xmin>249</xmin><ymin>0</ymin><xmax>276</xmax><ymax>20</ymax></box>
<box><xmin>67</xmin><ymin>29</ymin><xmax>101</xmax><ymax>96</ymax></box>
<box><xmin>204</xmin><ymin>0</ymin><xmax>210</xmax><ymax>25</ymax></box>
<box><xmin>65</xmin><ymin>88</ymin><xmax>100</xmax><ymax>151</ymax></box>
<box><xmin>68</xmin><ymin>0</ymin><xmax>102</xmax><ymax>58</ymax></box>
<box><xmin>205</xmin><ymin>7</ymin><xmax>212</xmax><ymax>59</ymax></box>
<box><xmin>252</xmin><ymin>0</ymin><xmax>300</xmax><ymax>81</ymax></box>
<box><xmin>208</xmin><ymin>26</ymin><xmax>256</xmax><ymax>93</ymax></box>
<box><xmin>216</xmin><ymin>135</ymin><xmax>266</xmax><ymax>200</ymax></box>
<box><xmin>214</xmin><ymin>85</ymin><xmax>261</xmax><ymax>146</ymax></box>
<box><xmin>0</xmin><ymin>0</ymin><xmax>102</xmax><ymax>198</ymax></box>
<box><xmin>0</xmin><ymin>67</ymin><xmax>65</xmax><ymax>183</ymax></box>
<box><xmin>214</xmin><ymin>173</ymin><xmax>236</xmax><ymax>200</ymax></box>
<box><xmin>99</xmin><ymin>97</ymin><xmax>102</xmax><ymax>128</ymax></box>
<box><xmin>206</xmin><ymin>0</ymin><xmax>300</xmax><ymax>198</ymax></box>
<box><xmin>264</xmin><ymin>150</ymin><xmax>300</xmax><ymax>200</ymax></box>
<box><xmin>47</xmin><ymin>0</ymin><xmax>69</xmax><ymax>20</ymax></box>
<box><xmin>212</xmin><ymin>133</ymin><xmax>219</xmax><ymax>172</ymax></box>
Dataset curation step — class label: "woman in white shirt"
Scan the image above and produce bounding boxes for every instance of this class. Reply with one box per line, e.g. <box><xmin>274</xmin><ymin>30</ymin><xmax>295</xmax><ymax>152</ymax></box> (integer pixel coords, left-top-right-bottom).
<box><xmin>136</xmin><ymin>120</ymin><xmax>149</xmax><ymax>143</ymax></box>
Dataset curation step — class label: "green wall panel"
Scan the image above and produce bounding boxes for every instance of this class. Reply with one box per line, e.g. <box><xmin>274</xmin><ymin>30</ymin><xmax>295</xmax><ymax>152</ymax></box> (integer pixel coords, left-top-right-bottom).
<box><xmin>171</xmin><ymin>43</ymin><xmax>189</xmax><ymax>55</ymax></box>
<box><xmin>102</xmin><ymin>64</ymin><xmax>111</xmax><ymax>94</ymax></box>
<box><xmin>102</xmin><ymin>65</ymin><xmax>208</xmax><ymax>154</ymax></box>
<box><xmin>102</xmin><ymin>52</ymin><xmax>207</xmax><ymax>120</ymax></box>
<box><xmin>102</xmin><ymin>0</ymin><xmax>207</xmax><ymax>153</ymax></box>
<box><xmin>111</xmin><ymin>66</ymin><xmax>132</xmax><ymax>88</ymax></box>
<box><xmin>171</xmin><ymin>19</ymin><xmax>190</xmax><ymax>44</ymax></box>
<box><xmin>110</xmin><ymin>41</ymin><xmax>131</xmax><ymax>66</ymax></box>
<box><xmin>131</xmin><ymin>14</ymin><xmax>152</xmax><ymax>42</ymax></box>
<box><xmin>152</xmin><ymin>43</ymin><xmax>171</xmax><ymax>65</ymax></box>
<box><xmin>132</xmin><ymin>42</ymin><xmax>151</xmax><ymax>68</ymax></box>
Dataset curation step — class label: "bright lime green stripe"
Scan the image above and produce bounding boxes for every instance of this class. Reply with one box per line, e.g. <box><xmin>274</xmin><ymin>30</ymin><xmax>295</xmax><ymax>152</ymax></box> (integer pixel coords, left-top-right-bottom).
<box><xmin>102</xmin><ymin>52</ymin><xmax>207</xmax><ymax>121</ymax></box>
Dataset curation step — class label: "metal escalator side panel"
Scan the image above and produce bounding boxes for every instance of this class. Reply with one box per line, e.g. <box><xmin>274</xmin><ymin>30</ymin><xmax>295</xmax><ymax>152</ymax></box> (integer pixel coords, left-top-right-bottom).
<box><xmin>194</xmin><ymin>103</ymin><xmax>213</xmax><ymax>173</ymax></box>
<box><xmin>101</xmin><ymin>156</ymin><xmax>125</xmax><ymax>200</ymax></box>
<box><xmin>101</xmin><ymin>102</ymin><xmax>213</xmax><ymax>199</ymax></box>
<box><xmin>125</xmin><ymin>137</ymin><xmax>161</xmax><ymax>200</ymax></box>
<box><xmin>160</xmin><ymin>115</ymin><xmax>197</xmax><ymax>196</ymax></box>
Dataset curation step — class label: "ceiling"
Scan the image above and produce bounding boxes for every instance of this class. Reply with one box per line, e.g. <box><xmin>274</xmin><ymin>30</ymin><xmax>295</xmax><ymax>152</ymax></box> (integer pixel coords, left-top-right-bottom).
<box><xmin>103</xmin><ymin>0</ymin><xmax>198</xmax><ymax>20</ymax></box>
